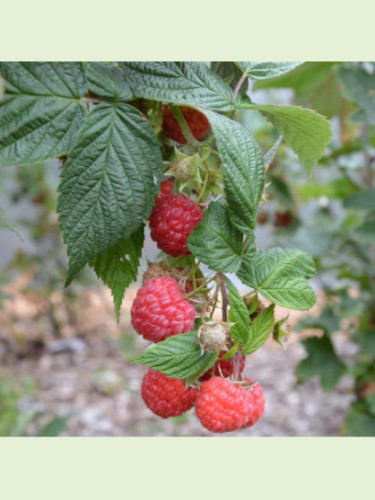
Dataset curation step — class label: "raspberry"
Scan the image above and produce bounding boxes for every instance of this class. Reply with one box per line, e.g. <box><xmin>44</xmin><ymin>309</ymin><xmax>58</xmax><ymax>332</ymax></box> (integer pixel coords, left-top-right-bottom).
<box><xmin>195</xmin><ymin>377</ymin><xmax>265</xmax><ymax>433</ymax></box>
<box><xmin>162</xmin><ymin>106</ymin><xmax>210</xmax><ymax>144</ymax></box>
<box><xmin>131</xmin><ymin>277</ymin><xmax>196</xmax><ymax>343</ymax></box>
<box><xmin>142</xmin><ymin>369</ymin><xmax>198</xmax><ymax>418</ymax></box>
<box><xmin>155</xmin><ymin>180</ymin><xmax>174</xmax><ymax>204</ymax></box>
<box><xmin>200</xmin><ymin>353</ymin><xmax>246</xmax><ymax>381</ymax></box>
<box><xmin>149</xmin><ymin>194</ymin><xmax>203</xmax><ymax>257</ymax></box>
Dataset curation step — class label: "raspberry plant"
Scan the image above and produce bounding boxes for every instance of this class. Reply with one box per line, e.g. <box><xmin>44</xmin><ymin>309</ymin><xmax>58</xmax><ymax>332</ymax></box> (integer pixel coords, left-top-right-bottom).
<box><xmin>0</xmin><ymin>61</ymin><xmax>333</xmax><ymax>433</ymax></box>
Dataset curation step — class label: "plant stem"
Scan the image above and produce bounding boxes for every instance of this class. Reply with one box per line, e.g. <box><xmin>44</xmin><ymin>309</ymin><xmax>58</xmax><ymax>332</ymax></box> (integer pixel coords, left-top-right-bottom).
<box><xmin>220</xmin><ymin>279</ymin><xmax>228</xmax><ymax>322</ymax></box>
<box><xmin>233</xmin><ymin>74</ymin><xmax>247</xmax><ymax>100</ymax></box>
<box><xmin>171</xmin><ymin>105</ymin><xmax>200</xmax><ymax>148</ymax></box>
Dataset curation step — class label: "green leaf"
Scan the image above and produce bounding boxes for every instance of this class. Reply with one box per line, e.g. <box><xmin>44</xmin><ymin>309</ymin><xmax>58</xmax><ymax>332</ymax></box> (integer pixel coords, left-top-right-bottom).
<box><xmin>187</xmin><ymin>201</ymin><xmax>243</xmax><ymax>272</ymax></box>
<box><xmin>132</xmin><ymin>331</ymin><xmax>218</xmax><ymax>383</ymax></box>
<box><xmin>344</xmin><ymin>189</ymin><xmax>375</xmax><ymax>212</ymax></box>
<box><xmin>253</xmin><ymin>62</ymin><xmax>342</xmax><ymax>118</ymax></box>
<box><xmin>0</xmin><ymin>74</ymin><xmax>4</xmax><ymax>100</ymax></box>
<box><xmin>240</xmin><ymin>104</ymin><xmax>332</xmax><ymax>175</ymax></box>
<box><xmin>210</xmin><ymin>62</ymin><xmax>248</xmax><ymax>95</ymax></box>
<box><xmin>57</xmin><ymin>102</ymin><xmax>162</xmax><ymax>284</ymax></box>
<box><xmin>296</xmin><ymin>335</ymin><xmax>346</xmax><ymax>391</ymax></box>
<box><xmin>0</xmin><ymin>62</ymin><xmax>87</xmax><ymax>165</ymax></box>
<box><xmin>343</xmin><ymin>404</ymin><xmax>375</xmax><ymax>436</ymax></box>
<box><xmin>354</xmin><ymin>220</ymin><xmax>375</xmax><ymax>244</ymax></box>
<box><xmin>226</xmin><ymin>278</ymin><xmax>250</xmax><ymax>346</ymax></box>
<box><xmin>264</xmin><ymin>136</ymin><xmax>283</xmax><ymax>168</ymax></box>
<box><xmin>38</xmin><ymin>416</ymin><xmax>70</xmax><ymax>436</ymax></box>
<box><xmin>243</xmin><ymin>304</ymin><xmax>275</xmax><ymax>354</ymax></box>
<box><xmin>119</xmin><ymin>62</ymin><xmax>234</xmax><ymax>111</ymax></box>
<box><xmin>338</xmin><ymin>64</ymin><xmax>375</xmax><ymax>125</ymax></box>
<box><xmin>203</xmin><ymin>110</ymin><xmax>265</xmax><ymax>233</ymax></box>
<box><xmin>85</xmin><ymin>62</ymin><xmax>133</xmax><ymax>101</ymax></box>
<box><xmin>238</xmin><ymin>247</ymin><xmax>316</xmax><ymax>310</ymax></box>
<box><xmin>235</xmin><ymin>61</ymin><xmax>303</xmax><ymax>80</ymax></box>
<box><xmin>90</xmin><ymin>226</ymin><xmax>144</xmax><ymax>320</ymax></box>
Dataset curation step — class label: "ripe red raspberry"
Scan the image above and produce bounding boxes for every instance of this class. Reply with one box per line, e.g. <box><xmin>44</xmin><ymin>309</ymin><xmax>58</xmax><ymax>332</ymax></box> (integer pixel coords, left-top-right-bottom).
<box><xmin>155</xmin><ymin>179</ymin><xmax>174</xmax><ymax>204</ymax></box>
<box><xmin>195</xmin><ymin>377</ymin><xmax>265</xmax><ymax>433</ymax></box>
<box><xmin>200</xmin><ymin>353</ymin><xmax>246</xmax><ymax>381</ymax></box>
<box><xmin>142</xmin><ymin>369</ymin><xmax>198</xmax><ymax>418</ymax></box>
<box><xmin>131</xmin><ymin>277</ymin><xmax>196</xmax><ymax>343</ymax></box>
<box><xmin>149</xmin><ymin>194</ymin><xmax>203</xmax><ymax>257</ymax></box>
<box><xmin>162</xmin><ymin>106</ymin><xmax>210</xmax><ymax>144</ymax></box>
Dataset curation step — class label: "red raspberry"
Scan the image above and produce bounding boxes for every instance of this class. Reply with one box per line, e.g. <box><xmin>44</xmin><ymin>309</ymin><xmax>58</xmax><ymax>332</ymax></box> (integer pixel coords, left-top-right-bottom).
<box><xmin>195</xmin><ymin>377</ymin><xmax>265</xmax><ymax>433</ymax></box>
<box><xmin>149</xmin><ymin>194</ymin><xmax>203</xmax><ymax>257</ymax></box>
<box><xmin>155</xmin><ymin>180</ymin><xmax>174</xmax><ymax>204</ymax></box>
<box><xmin>162</xmin><ymin>106</ymin><xmax>210</xmax><ymax>144</ymax></box>
<box><xmin>142</xmin><ymin>369</ymin><xmax>198</xmax><ymax>418</ymax></box>
<box><xmin>131</xmin><ymin>277</ymin><xmax>196</xmax><ymax>343</ymax></box>
<box><xmin>200</xmin><ymin>353</ymin><xmax>246</xmax><ymax>381</ymax></box>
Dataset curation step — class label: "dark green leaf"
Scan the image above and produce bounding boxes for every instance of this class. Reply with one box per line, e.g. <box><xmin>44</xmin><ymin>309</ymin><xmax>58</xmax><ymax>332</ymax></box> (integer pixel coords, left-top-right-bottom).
<box><xmin>343</xmin><ymin>404</ymin><xmax>375</xmax><ymax>436</ymax></box>
<box><xmin>0</xmin><ymin>62</ymin><xmax>87</xmax><ymax>165</ymax></box>
<box><xmin>226</xmin><ymin>278</ymin><xmax>250</xmax><ymax>346</ymax></box>
<box><xmin>296</xmin><ymin>335</ymin><xmax>346</xmax><ymax>390</ymax></box>
<box><xmin>38</xmin><ymin>416</ymin><xmax>70</xmax><ymax>436</ymax></box>
<box><xmin>338</xmin><ymin>64</ymin><xmax>375</xmax><ymax>125</ymax></box>
<box><xmin>203</xmin><ymin>110</ymin><xmax>265</xmax><ymax>233</ymax></box>
<box><xmin>210</xmin><ymin>62</ymin><xmax>248</xmax><ymax>94</ymax></box>
<box><xmin>238</xmin><ymin>247</ymin><xmax>316</xmax><ymax>310</ymax></box>
<box><xmin>90</xmin><ymin>226</ymin><xmax>144</xmax><ymax>320</ymax></box>
<box><xmin>235</xmin><ymin>61</ymin><xmax>303</xmax><ymax>80</ymax></box>
<box><xmin>243</xmin><ymin>304</ymin><xmax>275</xmax><ymax>354</ymax></box>
<box><xmin>187</xmin><ymin>201</ymin><xmax>243</xmax><ymax>272</ymax></box>
<box><xmin>344</xmin><ymin>189</ymin><xmax>375</xmax><ymax>211</ymax></box>
<box><xmin>120</xmin><ymin>62</ymin><xmax>234</xmax><ymax>111</ymax></box>
<box><xmin>57</xmin><ymin>102</ymin><xmax>162</xmax><ymax>284</ymax></box>
<box><xmin>295</xmin><ymin>306</ymin><xmax>340</xmax><ymax>336</ymax></box>
<box><xmin>85</xmin><ymin>62</ymin><xmax>133</xmax><ymax>101</ymax></box>
<box><xmin>132</xmin><ymin>331</ymin><xmax>218</xmax><ymax>383</ymax></box>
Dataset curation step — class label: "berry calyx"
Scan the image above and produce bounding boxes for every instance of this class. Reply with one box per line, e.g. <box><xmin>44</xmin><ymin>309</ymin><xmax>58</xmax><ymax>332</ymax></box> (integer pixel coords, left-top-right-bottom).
<box><xmin>142</xmin><ymin>369</ymin><xmax>198</xmax><ymax>418</ymax></box>
<box><xmin>198</xmin><ymin>321</ymin><xmax>231</xmax><ymax>352</ymax></box>
<box><xmin>195</xmin><ymin>377</ymin><xmax>265</xmax><ymax>433</ymax></box>
<box><xmin>131</xmin><ymin>277</ymin><xmax>196</xmax><ymax>343</ymax></box>
<box><xmin>162</xmin><ymin>106</ymin><xmax>210</xmax><ymax>144</ymax></box>
<box><xmin>149</xmin><ymin>194</ymin><xmax>203</xmax><ymax>257</ymax></box>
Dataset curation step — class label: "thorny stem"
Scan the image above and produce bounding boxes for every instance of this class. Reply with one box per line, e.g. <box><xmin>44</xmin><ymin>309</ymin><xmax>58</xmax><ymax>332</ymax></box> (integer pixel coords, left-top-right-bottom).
<box><xmin>233</xmin><ymin>73</ymin><xmax>247</xmax><ymax>100</ymax></box>
<box><xmin>196</xmin><ymin>166</ymin><xmax>209</xmax><ymax>203</ymax></box>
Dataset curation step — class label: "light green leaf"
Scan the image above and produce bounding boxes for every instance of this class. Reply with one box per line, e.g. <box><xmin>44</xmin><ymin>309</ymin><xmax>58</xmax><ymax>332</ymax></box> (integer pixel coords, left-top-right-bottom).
<box><xmin>187</xmin><ymin>202</ymin><xmax>243</xmax><ymax>272</ymax></box>
<box><xmin>243</xmin><ymin>304</ymin><xmax>275</xmax><ymax>354</ymax></box>
<box><xmin>296</xmin><ymin>335</ymin><xmax>346</xmax><ymax>391</ymax></box>
<box><xmin>85</xmin><ymin>62</ymin><xmax>133</xmax><ymax>101</ymax></box>
<box><xmin>253</xmin><ymin>62</ymin><xmax>342</xmax><ymax>118</ymax></box>
<box><xmin>239</xmin><ymin>104</ymin><xmax>332</xmax><ymax>175</ymax></box>
<box><xmin>238</xmin><ymin>247</ymin><xmax>316</xmax><ymax>310</ymax></box>
<box><xmin>264</xmin><ymin>136</ymin><xmax>283</xmax><ymax>168</ymax></box>
<box><xmin>132</xmin><ymin>331</ymin><xmax>218</xmax><ymax>383</ymax></box>
<box><xmin>226</xmin><ymin>278</ymin><xmax>250</xmax><ymax>346</ymax></box>
<box><xmin>119</xmin><ymin>62</ymin><xmax>234</xmax><ymax>111</ymax></box>
<box><xmin>57</xmin><ymin>102</ymin><xmax>162</xmax><ymax>284</ymax></box>
<box><xmin>90</xmin><ymin>226</ymin><xmax>144</xmax><ymax>320</ymax></box>
<box><xmin>338</xmin><ymin>64</ymin><xmax>375</xmax><ymax>125</ymax></box>
<box><xmin>0</xmin><ymin>62</ymin><xmax>87</xmax><ymax>165</ymax></box>
<box><xmin>203</xmin><ymin>110</ymin><xmax>265</xmax><ymax>233</ymax></box>
<box><xmin>235</xmin><ymin>62</ymin><xmax>303</xmax><ymax>80</ymax></box>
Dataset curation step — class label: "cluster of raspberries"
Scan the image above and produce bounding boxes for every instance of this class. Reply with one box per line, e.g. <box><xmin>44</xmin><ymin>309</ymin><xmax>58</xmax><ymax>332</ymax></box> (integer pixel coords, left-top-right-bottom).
<box><xmin>130</xmin><ymin>108</ymin><xmax>265</xmax><ymax>433</ymax></box>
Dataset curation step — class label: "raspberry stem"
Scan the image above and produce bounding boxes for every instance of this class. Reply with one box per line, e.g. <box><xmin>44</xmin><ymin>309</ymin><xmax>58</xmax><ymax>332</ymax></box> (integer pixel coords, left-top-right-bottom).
<box><xmin>171</xmin><ymin>106</ymin><xmax>201</xmax><ymax>148</ymax></box>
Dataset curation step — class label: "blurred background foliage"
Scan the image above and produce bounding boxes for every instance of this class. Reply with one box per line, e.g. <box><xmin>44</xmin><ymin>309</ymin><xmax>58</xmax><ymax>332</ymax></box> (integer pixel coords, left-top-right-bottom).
<box><xmin>0</xmin><ymin>61</ymin><xmax>375</xmax><ymax>436</ymax></box>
